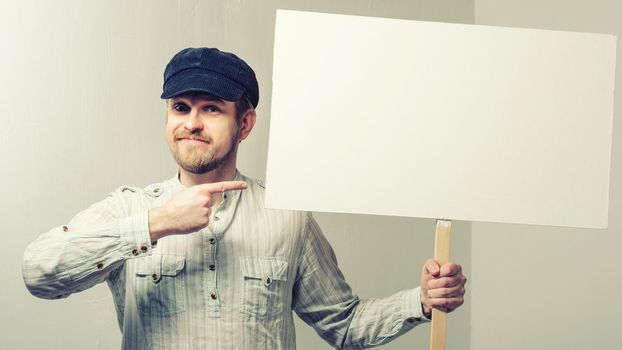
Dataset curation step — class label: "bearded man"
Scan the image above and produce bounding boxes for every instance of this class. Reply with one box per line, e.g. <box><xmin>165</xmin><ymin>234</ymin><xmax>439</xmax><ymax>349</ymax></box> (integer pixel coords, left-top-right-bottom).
<box><xmin>23</xmin><ymin>47</ymin><xmax>467</xmax><ymax>349</ymax></box>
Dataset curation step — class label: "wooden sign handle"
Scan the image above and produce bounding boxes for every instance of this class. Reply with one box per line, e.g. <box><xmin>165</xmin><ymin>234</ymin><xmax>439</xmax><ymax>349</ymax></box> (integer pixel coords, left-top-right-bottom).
<box><xmin>429</xmin><ymin>219</ymin><xmax>452</xmax><ymax>350</ymax></box>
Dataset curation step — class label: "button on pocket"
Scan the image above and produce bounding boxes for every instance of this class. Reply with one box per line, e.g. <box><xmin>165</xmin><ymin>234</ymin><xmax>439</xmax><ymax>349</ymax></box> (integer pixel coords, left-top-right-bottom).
<box><xmin>135</xmin><ymin>254</ymin><xmax>186</xmax><ymax>317</ymax></box>
<box><xmin>240</xmin><ymin>256</ymin><xmax>288</xmax><ymax>318</ymax></box>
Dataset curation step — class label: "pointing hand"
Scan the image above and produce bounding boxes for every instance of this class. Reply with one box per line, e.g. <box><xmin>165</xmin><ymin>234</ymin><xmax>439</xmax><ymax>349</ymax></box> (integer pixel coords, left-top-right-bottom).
<box><xmin>148</xmin><ymin>181</ymin><xmax>248</xmax><ymax>240</ymax></box>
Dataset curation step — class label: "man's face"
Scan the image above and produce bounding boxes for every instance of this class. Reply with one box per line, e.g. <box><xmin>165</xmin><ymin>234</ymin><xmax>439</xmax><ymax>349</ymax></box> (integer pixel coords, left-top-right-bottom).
<box><xmin>166</xmin><ymin>93</ymin><xmax>240</xmax><ymax>174</ymax></box>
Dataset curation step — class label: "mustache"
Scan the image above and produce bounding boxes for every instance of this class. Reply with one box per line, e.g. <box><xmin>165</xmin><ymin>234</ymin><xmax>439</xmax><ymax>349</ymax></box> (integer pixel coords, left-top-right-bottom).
<box><xmin>175</xmin><ymin>131</ymin><xmax>212</xmax><ymax>143</ymax></box>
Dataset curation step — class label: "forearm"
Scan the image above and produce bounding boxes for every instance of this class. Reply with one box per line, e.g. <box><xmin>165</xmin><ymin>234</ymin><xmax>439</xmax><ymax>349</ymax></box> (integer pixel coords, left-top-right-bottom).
<box><xmin>22</xmin><ymin>213</ymin><xmax>152</xmax><ymax>299</ymax></box>
<box><xmin>295</xmin><ymin>215</ymin><xmax>430</xmax><ymax>348</ymax></box>
<box><xmin>340</xmin><ymin>287</ymin><xmax>429</xmax><ymax>348</ymax></box>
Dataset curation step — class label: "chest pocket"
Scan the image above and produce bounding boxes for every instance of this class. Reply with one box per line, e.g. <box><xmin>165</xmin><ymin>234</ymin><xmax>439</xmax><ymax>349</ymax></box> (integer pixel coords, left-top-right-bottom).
<box><xmin>240</xmin><ymin>256</ymin><xmax>288</xmax><ymax>318</ymax></box>
<box><xmin>135</xmin><ymin>254</ymin><xmax>186</xmax><ymax>317</ymax></box>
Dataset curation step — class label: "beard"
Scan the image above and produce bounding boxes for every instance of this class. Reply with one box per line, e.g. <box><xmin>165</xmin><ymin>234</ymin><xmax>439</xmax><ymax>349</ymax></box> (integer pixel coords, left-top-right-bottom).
<box><xmin>169</xmin><ymin>130</ymin><xmax>238</xmax><ymax>174</ymax></box>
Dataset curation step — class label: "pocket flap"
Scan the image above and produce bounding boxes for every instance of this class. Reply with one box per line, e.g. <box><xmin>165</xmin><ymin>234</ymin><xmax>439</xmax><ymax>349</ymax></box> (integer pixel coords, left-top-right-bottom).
<box><xmin>161</xmin><ymin>255</ymin><xmax>186</xmax><ymax>276</ymax></box>
<box><xmin>135</xmin><ymin>254</ymin><xmax>185</xmax><ymax>277</ymax></box>
<box><xmin>240</xmin><ymin>256</ymin><xmax>288</xmax><ymax>281</ymax></box>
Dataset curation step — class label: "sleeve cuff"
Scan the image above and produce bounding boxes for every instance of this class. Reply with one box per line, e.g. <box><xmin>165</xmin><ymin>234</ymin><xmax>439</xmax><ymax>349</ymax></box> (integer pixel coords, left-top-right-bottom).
<box><xmin>119</xmin><ymin>212</ymin><xmax>153</xmax><ymax>258</ymax></box>
<box><xmin>402</xmin><ymin>286</ymin><xmax>431</xmax><ymax>323</ymax></box>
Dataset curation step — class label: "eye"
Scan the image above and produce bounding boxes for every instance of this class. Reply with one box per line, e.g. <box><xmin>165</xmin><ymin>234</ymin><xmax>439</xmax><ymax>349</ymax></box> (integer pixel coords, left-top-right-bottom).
<box><xmin>203</xmin><ymin>104</ymin><xmax>222</xmax><ymax>113</ymax></box>
<box><xmin>172</xmin><ymin>102</ymin><xmax>190</xmax><ymax>113</ymax></box>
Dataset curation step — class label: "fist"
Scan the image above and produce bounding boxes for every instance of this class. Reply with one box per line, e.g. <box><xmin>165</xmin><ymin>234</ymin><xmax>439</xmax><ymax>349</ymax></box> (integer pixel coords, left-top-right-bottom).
<box><xmin>148</xmin><ymin>180</ymin><xmax>247</xmax><ymax>240</ymax></box>
<box><xmin>420</xmin><ymin>258</ymin><xmax>467</xmax><ymax>318</ymax></box>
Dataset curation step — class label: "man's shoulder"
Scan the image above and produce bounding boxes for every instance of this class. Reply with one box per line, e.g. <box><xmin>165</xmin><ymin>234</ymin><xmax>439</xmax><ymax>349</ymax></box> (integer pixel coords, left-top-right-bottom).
<box><xmin>237</xmin><ymin>172</ymin><xmax>265</xmax><ymax>190</ymax></box>
<box><xmin>237</xmin><ymin>172</ymin><xmax>274</xmax><ymax>206</ymax></box>
<box><xmin>236</xmin><ymin>172</ymin><xmax>268</xmax><ymax>201</ymax></box>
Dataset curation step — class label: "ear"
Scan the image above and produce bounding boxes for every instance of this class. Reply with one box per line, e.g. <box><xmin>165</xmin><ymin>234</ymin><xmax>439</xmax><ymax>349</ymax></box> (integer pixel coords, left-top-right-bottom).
<box><xmin>238</xmin><ymin>108</ymin><xmax>257</xmax><ymax>141</ymax></box>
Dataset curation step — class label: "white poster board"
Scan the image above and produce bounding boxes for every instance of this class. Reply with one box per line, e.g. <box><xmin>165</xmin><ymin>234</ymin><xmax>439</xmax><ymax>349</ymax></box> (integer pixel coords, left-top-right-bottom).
<box><xmin>266</xmin><ymin>10</ymin><xmax>616</xmax><ymax>229</ymax></box>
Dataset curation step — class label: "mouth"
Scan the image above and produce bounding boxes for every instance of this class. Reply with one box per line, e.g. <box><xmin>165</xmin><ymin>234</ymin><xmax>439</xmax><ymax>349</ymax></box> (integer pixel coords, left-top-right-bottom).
<box><xmin>178</xmin><ymin>137</ymin><xmax>210</xmax><ymax>144</ymax></box>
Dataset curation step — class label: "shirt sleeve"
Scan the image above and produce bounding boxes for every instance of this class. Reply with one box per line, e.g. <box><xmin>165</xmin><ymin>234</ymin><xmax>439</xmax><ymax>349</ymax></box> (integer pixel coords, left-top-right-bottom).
<box><xmin>22</xmin><ymin>188</ymin><xmax>154</xmax><ymax>300</ymax></box>
<box><xmin>292</xmin><ymin>214</ymin><xmax>430</xmax><ymax>349</ymax></box>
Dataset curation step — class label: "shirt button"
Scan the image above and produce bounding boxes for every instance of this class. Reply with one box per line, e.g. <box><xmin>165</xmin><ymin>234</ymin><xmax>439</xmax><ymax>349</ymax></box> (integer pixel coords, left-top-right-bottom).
<box><xmin>208</xmin><ymin>238</ymin><xmax>216</xmax><ymax>245</ymax></box>
<box><xmin>62</xmin><ymin>225</ymin><xmax>69</xmax><ymax>232</ymax></box>
<box><xmin>208</xmin><ymin>264</ymin><xmax>216</xmax><ymax>271</ymax></box>
<box><xmin>210</xmin><ymin>292</ymin><xmax>217</xmax><ymax>300</ymax></box>
<box><xmin>131</xmin><ymin>249</ymin><xmax>139</xmax><ymax>256</ymax></box>
<box><xmin>214</xmin><ymin>216</ymin><xmax>220</xmax><ymax>221</ymax></box>
<box><xmin>153</xmin><ymin>187</ymin><xmax>161</xmax><ymax>194</ymax></box>
<box><xmin>152</xmin><ymin>273</ymin><xmax>159</xmax><ymax>281</ymax></box>
<box><xmin>96</xmin><ymin>263</ymin><xmax>104</xmax><ymax>270</ymax></box>
<box><xmin>140</xmin><ymin>245</ymin><xmax>148</xmax><ymax>252</ymax></box>
<box><xmin>263</xmin><ymin>275</ymin><xmax>272</xmax><ymax>286</ymax></box>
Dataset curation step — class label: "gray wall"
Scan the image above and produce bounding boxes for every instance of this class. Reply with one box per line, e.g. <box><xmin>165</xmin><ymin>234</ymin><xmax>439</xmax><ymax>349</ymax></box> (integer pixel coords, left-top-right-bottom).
<box><xmin>1</xmin><ymin>1</ymin><xmax>473</xmax><ymax>349</ymax></box>
<box><xmin>472</xmin><ymin>1</ymin><xmax>621</xmax><ymax>349</ymax></box>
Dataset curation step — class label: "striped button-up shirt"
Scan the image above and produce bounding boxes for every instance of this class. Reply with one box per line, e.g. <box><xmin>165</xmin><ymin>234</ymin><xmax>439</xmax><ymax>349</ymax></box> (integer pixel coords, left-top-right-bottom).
<box><xmin>23</xmin><ymin>171</ymin><xmax>428</xmax><ymax>349</ymax></box>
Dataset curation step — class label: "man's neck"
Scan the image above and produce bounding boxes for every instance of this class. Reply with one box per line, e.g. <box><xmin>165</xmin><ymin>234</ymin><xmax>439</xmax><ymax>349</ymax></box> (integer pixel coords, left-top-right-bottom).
<box><xmin>178</xmin><ymin>162</ymin><xmax>238</xmax><ymax>188</ymax></box>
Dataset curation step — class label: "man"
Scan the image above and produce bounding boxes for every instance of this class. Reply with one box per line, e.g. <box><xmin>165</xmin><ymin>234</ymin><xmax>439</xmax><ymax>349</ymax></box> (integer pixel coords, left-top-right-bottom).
<box><xmin>23</xmin><ymin>47</ymin><xmax>466</xmax><ymax>349</ymax></box>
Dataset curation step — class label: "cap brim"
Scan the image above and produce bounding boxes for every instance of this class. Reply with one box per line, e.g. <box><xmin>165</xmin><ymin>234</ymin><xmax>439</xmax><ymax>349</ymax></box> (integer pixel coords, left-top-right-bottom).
<box><xmin>160</xmin><ymin>68</ymin><xmax>245</xmax><ymax>101</ymax></box>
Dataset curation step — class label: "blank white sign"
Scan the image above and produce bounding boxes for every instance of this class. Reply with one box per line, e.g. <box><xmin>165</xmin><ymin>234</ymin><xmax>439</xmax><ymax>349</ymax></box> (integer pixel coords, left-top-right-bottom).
<box><xmin>266</xmin><ymin>10</ymin><xmax>616</xmax><ymax>229</ymax></box>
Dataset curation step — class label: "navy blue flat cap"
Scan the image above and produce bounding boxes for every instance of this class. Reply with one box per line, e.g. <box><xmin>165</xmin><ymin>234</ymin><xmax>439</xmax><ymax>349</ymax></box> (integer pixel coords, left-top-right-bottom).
<box><xmin>161</xmin><ymin>47</ymin><xmax>259</xmax><ymax>108</ymax></box>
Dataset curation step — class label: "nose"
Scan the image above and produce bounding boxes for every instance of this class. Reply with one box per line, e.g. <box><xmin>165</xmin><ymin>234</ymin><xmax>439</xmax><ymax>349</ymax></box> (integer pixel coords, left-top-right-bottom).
<box><xmin>184</xmin><ymin>108</ymin><xmax>203</xmax><ymax>132</ymax></box>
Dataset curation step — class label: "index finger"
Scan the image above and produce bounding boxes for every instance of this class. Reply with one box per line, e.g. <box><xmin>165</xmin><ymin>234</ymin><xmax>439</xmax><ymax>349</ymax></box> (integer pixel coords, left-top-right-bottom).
<box><xmin>199</xmin><ymin>181</ymin><xmax>248</xmax><ymax>194</ymax></box>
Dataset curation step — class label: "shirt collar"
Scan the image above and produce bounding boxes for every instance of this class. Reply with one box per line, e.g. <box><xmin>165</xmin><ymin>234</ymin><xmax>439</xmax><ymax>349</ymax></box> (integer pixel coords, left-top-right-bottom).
<box><xmin>171</xmin><ymin>169</ymin><xmax>243</xmax><ymax>191</ymax></box>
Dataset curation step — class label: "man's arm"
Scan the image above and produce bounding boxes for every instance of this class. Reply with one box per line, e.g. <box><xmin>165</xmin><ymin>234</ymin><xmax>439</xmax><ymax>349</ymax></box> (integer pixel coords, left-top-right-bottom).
<box><xmin>22</xmin><ymin>188</ymin><xmax>152</xmax><ymax>299</ymax></box>
<box><xmin>292</xmin><ymin>215</ymin><xmax>466</xmax><ymax>349</ymax></box>
<box><xmin>22</xmin><ymin>180</ymin><xmax>248</xmax><ymax>299</ymax></box>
